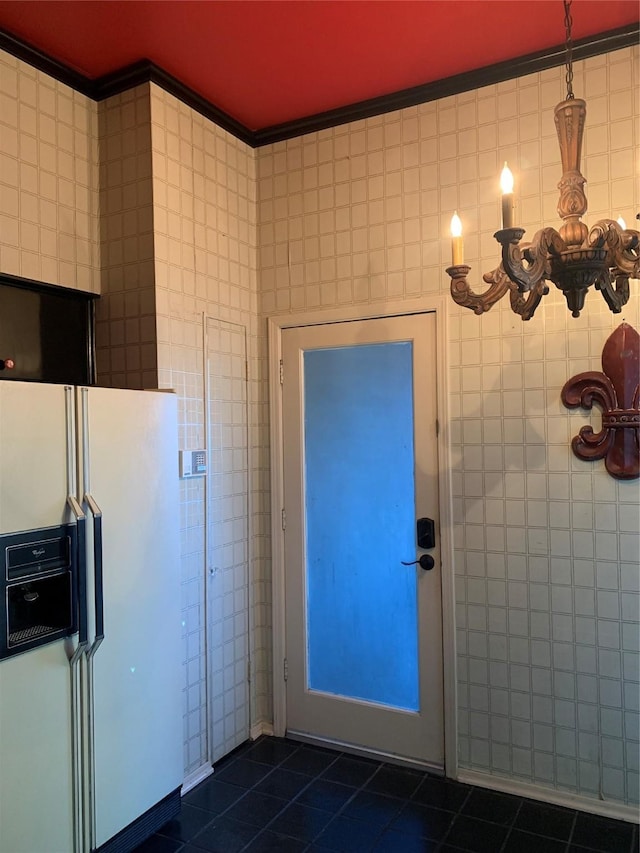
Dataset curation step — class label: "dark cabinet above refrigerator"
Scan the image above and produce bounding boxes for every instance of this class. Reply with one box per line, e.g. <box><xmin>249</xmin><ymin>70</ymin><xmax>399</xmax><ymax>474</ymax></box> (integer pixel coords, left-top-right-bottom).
<box><xmin>0</xmin><ymin>273</ymin><xmax>96</xmax><ymax>385</ymax></box>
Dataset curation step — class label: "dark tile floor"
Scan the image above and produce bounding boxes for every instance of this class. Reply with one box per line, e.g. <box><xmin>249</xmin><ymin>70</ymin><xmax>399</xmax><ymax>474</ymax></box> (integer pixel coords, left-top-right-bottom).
<box><xmin>134</xmin><ymin>737</ymin><xmax>638</xmax><ymax>853</ymax></box>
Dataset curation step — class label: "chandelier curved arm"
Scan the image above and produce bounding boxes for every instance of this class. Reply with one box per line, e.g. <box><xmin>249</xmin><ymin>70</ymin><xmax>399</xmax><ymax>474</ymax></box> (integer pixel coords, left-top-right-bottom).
<box><xmin>508</xmin><ymin>277</ymin><xmax>550</xmax><ymax>321</ymax></box>
<box><xmin>595</xmin><ymin>270</ymin><xmax>630</xmax><ymax>314</ymax></box>
<box><xmin>588</xmin><ymin>220</ymin><xmax>639</xmax><ymax>313</ymax></box>
<box><xmin>495</xmin><ymin>227</ymin><xmax>564</xmax><ymax>292</ymax></box>
<box><xmin>446</xmin><ymin>264</ymin><xmax>511</xmax><ymax>315</ymax></box>
<box><xmin>589</xmin><ymin>219</ymin><xmax>640</xmax><ymax>278</ymax></box>
<box><xmin>447</xmin><ymin>263</ymin><xmax>550</xmax><ymax>320</ymax></box>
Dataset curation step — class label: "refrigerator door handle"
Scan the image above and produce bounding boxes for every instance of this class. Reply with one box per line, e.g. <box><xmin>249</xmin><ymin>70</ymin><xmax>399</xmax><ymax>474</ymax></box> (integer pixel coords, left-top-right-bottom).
<box><xmin>84</xmin><ymin>494</ymin><xmax>103</xmax><ymax>853</ymax></box>
<box><xmin>85</xmin><ymin>493</ymin><xmax>104</xmax><ymax>653</ymax></box>
<box><xmin>65</xmin><ymin>387</ymin><xmax>88</xmax><ymax>853</ymax></box>
<box><xmin>67</xmin><ymin>495</ymin><xmax>89</xmax><ymax>655</ymax></box>
<box><xmin>79</xmin><ymin>387</ymin><xmax>105</xmax><ymax>657</ymax></box>
<box><xmin>79</xmin><ymin>388</ymin><xmax>103</xmax><ymax>852</ymax></box>
<box><xmin>65</xmin><ymin>385</ymin><xmax>89</xmax><ymax>660</ymax></box>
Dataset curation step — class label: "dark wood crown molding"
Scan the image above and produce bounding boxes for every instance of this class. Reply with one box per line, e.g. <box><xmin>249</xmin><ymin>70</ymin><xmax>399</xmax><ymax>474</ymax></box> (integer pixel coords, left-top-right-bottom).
<box><xmin>0</xmin><ymin>28</ymin><xmax>95</xmax><ymax>97</ymax></box>
<box><xmin>1</xmin><ymin>23</ymin><xmax>637</xmax><ymax>149</ymax></box>
<box><xmin>92</xmin><ymin>60</ymin><xmax>254</xmax><ymax>147</ymax></box>
<box><xmin>254</xmin><ymin>23</ymin><xmax>639</xmax><ymax>146</ymax></box>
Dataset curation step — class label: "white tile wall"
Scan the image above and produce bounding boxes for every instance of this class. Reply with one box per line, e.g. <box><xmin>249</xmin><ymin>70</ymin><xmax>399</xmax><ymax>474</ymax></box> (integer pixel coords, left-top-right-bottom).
<box><xmin>256</xmin><ymin>46</ymin><xmax>640</xmax><ymax>806</ymax></box>
<box><xmin>95</xmin><ymin>85</ymin><xmax>157</xmax><ymax>389</ymax></box>
<box><xmin>0</xmin><ymin>50</ymin><xmax>99</xmax><ymax>291</ymax></box>
<box><xmin>2</xmin><ymin>38</ymin><xmax>638</xmax><ymax>810</ymax></box>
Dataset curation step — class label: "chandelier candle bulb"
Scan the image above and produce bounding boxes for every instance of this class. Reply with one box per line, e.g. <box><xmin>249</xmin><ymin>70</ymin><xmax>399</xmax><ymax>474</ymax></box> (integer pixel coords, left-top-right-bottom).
<box><xmin>450</xmin><ymin>212</ymin><xmax>463</xmax><ymax>265</ymax></box>
<box><xmin>500</xmin><ymin>163</ymin><xmax>515</xmax><ymax>228</ymax></box>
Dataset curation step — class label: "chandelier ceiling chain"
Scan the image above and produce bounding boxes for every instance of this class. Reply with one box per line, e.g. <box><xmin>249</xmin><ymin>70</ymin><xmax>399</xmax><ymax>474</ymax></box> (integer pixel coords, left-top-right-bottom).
<box><xmin>563</xmin><ymin>0</ymin><xmax>575</xmax><ymax>100</ymax></box>
<box><xmin>445</xmin><ymin>0</ymin><xmax>639</xmax><ymax>320</ymax></box>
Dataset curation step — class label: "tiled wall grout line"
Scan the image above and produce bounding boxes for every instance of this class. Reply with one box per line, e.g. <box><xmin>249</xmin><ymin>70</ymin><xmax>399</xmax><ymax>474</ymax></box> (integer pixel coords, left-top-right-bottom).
<box><xmin>432</xmin><ymin>778</ymin><xmax>474</xmax><ymax>851</ymax></box>
<box><xmin>495</xmin><ymin>797</ymin><xmax>525</xmax><ymax>853</ymax></box>
<box><xmin>241</xmin><ymin>751</ymin><xmax>348</xmax><ymax>851</ymax></box>
<box><xmin>219</xmin><ymin>743</ymin><xmax>348</xmax><ymax>851</ymax></box>
<box><xmin>565</xmin><ymin>809</ymin><xmax>578</xmax><ymax>852</ymax></box>
<box><xmin>290</xmin><ymin>759</ymin><xmax>383</xmax><ymax>851</ymax></box>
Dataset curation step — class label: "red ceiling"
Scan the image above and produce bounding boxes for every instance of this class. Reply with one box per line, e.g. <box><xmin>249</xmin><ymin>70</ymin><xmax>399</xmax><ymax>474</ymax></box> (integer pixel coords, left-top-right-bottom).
<box><xmin>0</xmin><ymin>0</ymin><xmax>637</xmax><ymax>131</ymax></box>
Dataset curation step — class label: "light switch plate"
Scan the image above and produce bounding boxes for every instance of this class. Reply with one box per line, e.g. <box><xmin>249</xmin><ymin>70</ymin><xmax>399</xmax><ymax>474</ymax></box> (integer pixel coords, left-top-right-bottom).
<box><xmin>179</xmin><ymin>449</ymin><xmax>207</xmax><ymax>478</ymax></box>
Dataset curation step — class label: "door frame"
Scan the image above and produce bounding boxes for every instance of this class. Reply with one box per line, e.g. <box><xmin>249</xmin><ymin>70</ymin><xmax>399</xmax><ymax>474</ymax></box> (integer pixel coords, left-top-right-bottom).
<box><xmin>268</xmin><ymin>294</ymin><xmax>457</xmax><ymax>778</ymax></box>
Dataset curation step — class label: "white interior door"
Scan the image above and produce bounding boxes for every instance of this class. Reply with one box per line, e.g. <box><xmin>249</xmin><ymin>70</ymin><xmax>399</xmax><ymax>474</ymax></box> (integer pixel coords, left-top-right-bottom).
<box><xmin>282</xmin><ymin>313</ymin><xmax>444</xmax><ymax>768</ymax></box>
<box><xmin>206</xmin><ymin>318</ymin><xmax>251</xmax><ymax>762</ymax></box>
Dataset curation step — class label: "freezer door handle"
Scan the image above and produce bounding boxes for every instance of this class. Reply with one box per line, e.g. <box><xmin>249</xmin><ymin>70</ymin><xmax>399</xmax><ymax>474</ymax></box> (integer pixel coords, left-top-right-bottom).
<box><xmin>67</xmin><ymin>495</ymin><xmax>88</xmax><ymax>652</ymax></box>
<box><xmin>85</xmin><ymin>493</ymin><xmax>105</xmax><ymax>652</ymax></box>
<box><xmin>79</xmin><ymin>388</ymin><xmax>105</xmax><ymax>656</ymax></box>
<box><xmin>83</xmin><ymin>493</ymin><xmax>103</xmax><ymax>853</ymax></box>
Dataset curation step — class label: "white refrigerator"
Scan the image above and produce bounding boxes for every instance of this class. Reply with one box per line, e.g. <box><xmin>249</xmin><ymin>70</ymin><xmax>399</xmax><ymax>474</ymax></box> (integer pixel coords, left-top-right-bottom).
<box><xmin>0</xmin><ymin>382</ymin><xmax>183</xmax><ymax>853</ymax></box>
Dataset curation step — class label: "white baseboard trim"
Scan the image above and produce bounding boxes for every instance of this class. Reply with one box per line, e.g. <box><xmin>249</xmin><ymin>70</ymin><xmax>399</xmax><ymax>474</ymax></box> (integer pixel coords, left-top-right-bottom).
<box><xmin>250</xmin><ymin>720</ymin><xmax>274</xmax><ymax>740</ymax></box>
<box><xmin>457</xmin><ymin>769</ymin><xmax>640</xmax><ymax>824</ymax></box>
<box><xmin>181</xmin><ymin>762</ymin><xmax>214</xmax><ymax>796</ymax></box>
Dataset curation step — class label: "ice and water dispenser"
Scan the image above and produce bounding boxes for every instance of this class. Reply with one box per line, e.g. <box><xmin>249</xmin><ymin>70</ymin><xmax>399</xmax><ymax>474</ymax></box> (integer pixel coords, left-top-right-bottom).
<box><xmin>0</xmin><ymin>524</ymin><xmax>78</xmax><ymax>660</ymax></box>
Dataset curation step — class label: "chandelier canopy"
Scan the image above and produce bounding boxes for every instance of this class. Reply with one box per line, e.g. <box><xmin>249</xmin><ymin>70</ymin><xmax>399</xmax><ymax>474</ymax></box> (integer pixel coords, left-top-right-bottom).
<box><xmin>446</xmin><ymin>0</ymin><xmax>639</xmax><ymax>320</ymax></box>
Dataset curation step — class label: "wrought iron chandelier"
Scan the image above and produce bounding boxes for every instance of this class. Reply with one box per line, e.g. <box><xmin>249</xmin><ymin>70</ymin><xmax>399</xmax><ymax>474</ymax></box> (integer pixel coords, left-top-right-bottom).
<box><xmin>446</xmin><ymin>0</ymin><xmax>639</xmax><ymax>320</ymax></box>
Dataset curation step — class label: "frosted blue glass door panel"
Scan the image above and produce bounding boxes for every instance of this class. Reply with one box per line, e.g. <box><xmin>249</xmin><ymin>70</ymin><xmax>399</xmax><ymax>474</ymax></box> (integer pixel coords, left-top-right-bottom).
<box><xmin>303</xmin><ymin>342</ymin><xmax>418</xmax><ymax>711</ymax></box>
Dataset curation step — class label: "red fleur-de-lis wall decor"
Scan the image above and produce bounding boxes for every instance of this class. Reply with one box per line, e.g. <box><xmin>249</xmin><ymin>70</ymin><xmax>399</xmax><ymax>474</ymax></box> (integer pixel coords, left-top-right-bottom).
<box><xmin>561</xmin><ymin>322</ymin><xmax>640</xmax><ymax>480</ymax></box>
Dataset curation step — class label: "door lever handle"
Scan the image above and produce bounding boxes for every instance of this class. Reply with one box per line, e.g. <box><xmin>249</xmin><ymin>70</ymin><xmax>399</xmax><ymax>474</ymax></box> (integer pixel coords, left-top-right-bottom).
<box><xmin>401</xmin><ymin>555</ymin><xmax>435</xmax><ymax>571</ymax></box>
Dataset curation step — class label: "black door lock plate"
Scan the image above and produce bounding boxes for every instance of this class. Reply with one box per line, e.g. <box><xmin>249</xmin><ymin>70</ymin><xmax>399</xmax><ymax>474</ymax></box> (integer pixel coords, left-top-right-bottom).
<box><xmin>417</xmin><ymin>517</ymin><xmax>435</xmax><ymax>550</ymax></box>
